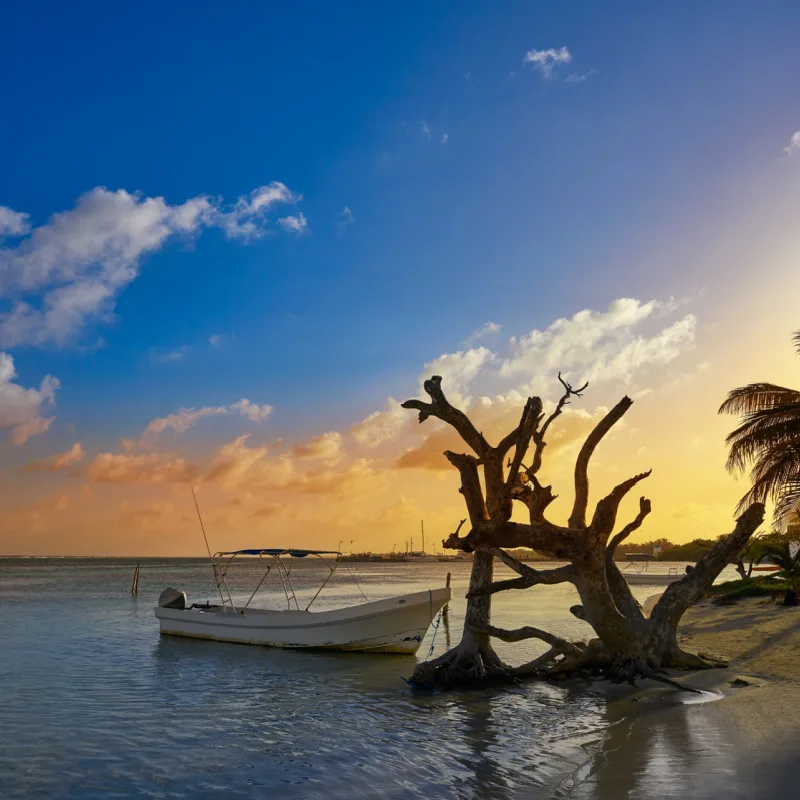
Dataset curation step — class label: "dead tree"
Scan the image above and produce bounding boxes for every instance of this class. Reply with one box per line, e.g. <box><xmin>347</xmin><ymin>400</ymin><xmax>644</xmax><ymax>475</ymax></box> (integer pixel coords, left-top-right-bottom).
<box><xmin>403</xmin><ymin>375</ymin><xmax>764</xmax><ymax>689</ymax></box>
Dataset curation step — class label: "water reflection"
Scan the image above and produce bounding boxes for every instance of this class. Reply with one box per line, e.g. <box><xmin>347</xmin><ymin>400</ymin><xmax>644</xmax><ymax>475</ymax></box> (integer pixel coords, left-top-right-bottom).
<box><xmin>565</xmin><ymin>686</ymin><xmax>798</xmax><ymax>800</ymax></box>
<box><xmin>0</xmin><ymin>558</ymin><xmax>746</xmax><ymax>799</ymax></box>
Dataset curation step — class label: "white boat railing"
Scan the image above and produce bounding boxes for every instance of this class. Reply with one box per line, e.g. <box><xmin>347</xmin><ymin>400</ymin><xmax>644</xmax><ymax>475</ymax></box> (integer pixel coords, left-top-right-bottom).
<box><xmin>209</xmin><ymin>549</ymin><xmax>348</xmax><ymax>614</ymax></box>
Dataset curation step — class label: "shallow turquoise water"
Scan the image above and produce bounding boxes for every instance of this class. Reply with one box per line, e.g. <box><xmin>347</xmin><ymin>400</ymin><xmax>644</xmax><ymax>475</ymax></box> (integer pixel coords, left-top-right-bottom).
<box><xmin>0</xmin><ymin>558</ymin><xmax>734</xmax><ymax>798</ymax></box>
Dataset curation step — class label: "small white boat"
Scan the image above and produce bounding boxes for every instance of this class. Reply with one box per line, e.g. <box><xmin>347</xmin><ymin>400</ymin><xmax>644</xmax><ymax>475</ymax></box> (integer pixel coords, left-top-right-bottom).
<box><xmin>620</xmin><ymin>562</ymin><xmax>685</xmax><ymax>585</ymax></box>
<box><xmin>155</xmin><ymin>547</ymin><xmax>450</xmax><ymax>654</ymax></box>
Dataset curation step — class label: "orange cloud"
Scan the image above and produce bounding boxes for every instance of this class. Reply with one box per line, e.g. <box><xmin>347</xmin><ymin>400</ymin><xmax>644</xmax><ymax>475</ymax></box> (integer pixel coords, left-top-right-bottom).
<box><xmin>205</xmin><ymin>435</ymin><xmax>294</xmax><ymax>490</ymax></box>
<box><xmin>88</xmin><ymin>452</ymin><xmax>200</xmax><ymax>484</ymax></box>
<box><xmin>20</xmin><ymin>443</ymin><xmax>84</xmax><ymax>472</ymax></box>
<box><xmin>292</xmin><ymin>431</ymin><xmax>343</xmax><ymax>463</ymax></box>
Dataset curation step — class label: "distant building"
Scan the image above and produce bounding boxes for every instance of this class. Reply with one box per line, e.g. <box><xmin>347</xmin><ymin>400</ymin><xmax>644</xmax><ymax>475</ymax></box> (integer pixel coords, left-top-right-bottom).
<box><xmin>652</xmin><ymin>545</ymin><xmax>662</xmax><ymax>558</ymax></box>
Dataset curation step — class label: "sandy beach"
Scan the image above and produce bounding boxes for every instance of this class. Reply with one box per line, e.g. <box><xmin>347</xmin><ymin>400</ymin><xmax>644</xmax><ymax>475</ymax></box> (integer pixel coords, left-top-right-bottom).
<box><xmin>558</xmin><ymin>596</ymin><xmax>800</xmax><ymax>799</ymax></box>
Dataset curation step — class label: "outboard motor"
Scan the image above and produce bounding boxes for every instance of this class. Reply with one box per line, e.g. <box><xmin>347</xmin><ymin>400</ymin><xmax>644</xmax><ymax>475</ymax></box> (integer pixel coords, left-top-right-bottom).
<box><xmin>158</xmin><ymin>587</ymin><xmax>188</xmax><ymax>610</ymax></box>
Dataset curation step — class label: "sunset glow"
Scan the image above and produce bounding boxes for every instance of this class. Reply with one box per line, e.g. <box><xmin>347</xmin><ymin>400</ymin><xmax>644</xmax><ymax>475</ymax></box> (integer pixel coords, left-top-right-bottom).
<box><xmin>2</xmin><ymin>4</ymin><xmax>800</xmax><ymax>555</ymax></box>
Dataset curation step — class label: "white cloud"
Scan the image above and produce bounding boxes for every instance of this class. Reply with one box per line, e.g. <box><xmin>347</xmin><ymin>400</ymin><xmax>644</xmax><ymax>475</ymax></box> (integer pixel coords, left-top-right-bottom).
<box><xmin>277</xmin><ymin>213</ymin><xmax>308</xmax><ymax>234</ymax></box>
<box><xmin>464</xmin><ymin>321</ymin><xmax>501</xmax><ymax>347</ymax></box>
<box><xmin>523</xmin><ymin>46</ymin><xmax>572</xmax><ymax>78</ymax></box>
<box><xmin>377</xmin><ymin>297</ymin><xmax>697</xmax><ymax>429</ymax></box>
<box><xmin>349</xmin><ymin>297</ymin><xmax>698</xmax><ymax>466</ymax></box>
<box><xmin>209</xmin><ymin>334</ymin><xmax>222</xmax><ymax>347</ymax></box>
<box><xmin>143</xmin><ymin>406</ymin><xmax>228</xmax><ymax>438</ymax></box>
<box><xmin>422</xmin><ymin>346</ymin><xmax>495</xmax><ymax>405</ymax></box>
<box><xmin>0</xmin><ymin>207</ymin><xmax>31</xmax><ymax>238</ymax></box>
<box><xmin>155</xmin><ymin>345</ymin><xmax>190</xmax><ymax>363</ymax></box>
<box><xmin>421</xmin><ymin>120</ymin><xmax>431</xmax><ymax>141</ymax></box>
<box><xmin>142</xmin><ymin>397</ymin><xmax>273</xmax><ymax>439</ymax></box>
<box><xmin>497</xmin><ymin>299</ymin><xmax>697</xmax><ymax>396</ymax></box>
<box><xmin>218</xmin><ymin>182</ymin><xmax>300</xmax><ymax>240</ymax></box>
<box><xmin>351</xmin><ymin>398</ymin><xmax>409</xmax><ymax>448</ymax></box>
<box><xmin>784</xmin><ymin>131</ymin><xmax>800</xmax><ymax>155</ymax></box>
<box><xmin>339</xmin><ymin>207</ymin><xmax>355</xmax><ymax>227</ymax></box>
<box><xmin>441</xmin><ymin>133</ymin><xmax>449</xmax><ymax>145</ymax></box>
<box><xmin>231</xmin><ymin>398</ymin><xmax>273</xmax><ymax>422</ymax></box>
<box><xmin>0</xmin><ymin>183</ymin><xmax>304</xmax><ymax>348</ymax></box>
<box><xmin>0</xmin><ymin>351</ymin><xmax>59</xmax><ymax>444</ymax></box>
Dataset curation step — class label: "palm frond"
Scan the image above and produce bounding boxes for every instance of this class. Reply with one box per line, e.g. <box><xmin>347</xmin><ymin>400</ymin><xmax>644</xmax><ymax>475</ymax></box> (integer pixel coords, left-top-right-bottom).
<box><xmin>773</xmin><ymin>479</ymin><xmax>800</xmax><ymax>524</ymax></box>
<box><xmin>725</xmin><ymin>407</ymin><xmax>800</xmax><ymax>472</ymax></box>
<box><xmin>718</xmin><ymin>384</ymin><xmax>800</xmax><ymax>416</ymax></box>
<box><xmin>734</xmin><ymin>442</ymin><xmax>800</xmax><ymax>520</ymax></box>
<box><xmin>754</xmin><ymin>541</ymin><xmax>800</xmax><ymax>574</ymax></box>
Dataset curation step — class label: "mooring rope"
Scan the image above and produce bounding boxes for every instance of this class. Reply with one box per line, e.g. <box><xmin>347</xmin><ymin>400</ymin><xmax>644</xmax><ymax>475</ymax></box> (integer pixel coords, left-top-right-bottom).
<box><xmin>402</xmin><ymin>590</ymin><xmax>444</xmax><ymax>689</ymax></box>
<box><xmin>424</xmin><ymin>589</ymin><xmax>443</xmax><ymax>660</ymax></box>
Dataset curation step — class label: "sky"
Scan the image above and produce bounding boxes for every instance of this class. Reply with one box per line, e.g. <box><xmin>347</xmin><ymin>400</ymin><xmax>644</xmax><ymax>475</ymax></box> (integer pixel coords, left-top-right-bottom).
<box><xmin>2</xmin><ymin>1</ymin><xmax>800</xmax><ymax>555</ymax></box>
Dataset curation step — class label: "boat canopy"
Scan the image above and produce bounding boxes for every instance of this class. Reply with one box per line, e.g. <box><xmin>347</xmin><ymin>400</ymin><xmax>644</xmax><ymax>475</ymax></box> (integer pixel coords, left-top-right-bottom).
<box><xmin>207</xmin><ymin>547</ymin><xmax>355</xmax><ymax>613</ymax></box>
<box><xmin>215</xmin><ymin>548</ymin><xmax>341</xmax><ymax>558</ymax></box>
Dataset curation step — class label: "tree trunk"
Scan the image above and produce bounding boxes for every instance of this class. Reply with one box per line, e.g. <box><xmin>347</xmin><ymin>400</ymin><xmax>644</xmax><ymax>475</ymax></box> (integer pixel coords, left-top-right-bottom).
<box><xmin>409</xmin><ymin>551</ymin><xmax>506</xmax><ymax>688</ymax></box>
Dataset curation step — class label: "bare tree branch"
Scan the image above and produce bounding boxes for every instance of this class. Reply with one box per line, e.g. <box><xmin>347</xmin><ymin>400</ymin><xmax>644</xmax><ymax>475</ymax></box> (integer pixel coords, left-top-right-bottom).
<box><xmin>591</xmin><ymin>472</ymin><xmax>652</xmax><ymax>539</ymax></box>
<box><xmin>650</xmin><ymin>503</ymin><xmax>765</xmax><ymax>631</ymax></box>
<box><xmin>461</xmin><ymin>519</ymin><xmax>580</xmax><ymax>559</ymax></box>
<box><xmin>606</xmin><ymin>496</ymin><xmax>652</xmax><ymax>556</ymax></box>
<box><xmin>605</xmin><ymin>557</ymin><xmax>647</xmax><ymax>625</ymax></box>
<box><xmin>467</xmin><ymin>564</ymin><xmax>576</xmax><ymax>596</ymax></box>
<box><xmin>524</xmin><ymin>475</ymin><xmax>559</xmax><ymax>523</ymax></box>
<box><xmin>474</xmin><ymin>623</ymin><xmax>583</xmax><ymax>656</ymax></box>
<box><xmin>509</xmin><ymin>647</ymin><xmax>563</xmax><ymax>676</ymax></box>
<box><xmin>444</xmin><ymin>450</ymin><xmax>488</xmax><ymax>525</ymax></box>
<box><xmin>478</xmin><ymin>545</ymin><xmax>534</xmax><ymax>576</ymax></box>
<box><xmin>502</xmin><ymin>397</ymin><xmax>543</xmax><ymax>491</ymax></box>
<box><xmin>401</xmin><ymin>375</ymin><xmax>492</xmax><ymax>457</ymax></box>
<box><xmin>569</xmin><ymin>396</ymin><xmax>634</xmax><ymax>528</ymax></box>
<box><xmin>529</xmin><ymin>373</ymin><xmax>589</xmax><ymax>475</ymax></box>
<box><xmin>441</xmin><ymin>519</ymin><xmax>467</xmax><ymax>551</ymax></box>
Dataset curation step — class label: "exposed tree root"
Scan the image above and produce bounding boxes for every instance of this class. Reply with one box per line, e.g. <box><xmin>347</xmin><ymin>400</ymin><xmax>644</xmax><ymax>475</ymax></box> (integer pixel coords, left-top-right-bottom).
<box><xmin>409</xmin><ymin>642</ymin><xmax>512</xmax><ymax>689</ymax></box>
<box><xmin>408</xmin><ymin>639</ymin><xmax>711</xmax><ymax>694</ymax></box>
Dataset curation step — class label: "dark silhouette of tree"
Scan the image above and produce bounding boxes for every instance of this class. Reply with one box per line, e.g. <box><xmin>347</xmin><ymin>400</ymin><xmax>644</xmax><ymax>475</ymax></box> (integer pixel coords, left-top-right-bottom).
<box><xmin>404</xmin><ymin>374</ymin><xmax>764</xmax><ymax>689</ymax></box>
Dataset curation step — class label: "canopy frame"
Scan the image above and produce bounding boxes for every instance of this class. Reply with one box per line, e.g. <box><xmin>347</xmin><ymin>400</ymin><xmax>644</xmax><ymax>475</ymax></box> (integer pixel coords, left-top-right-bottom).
<box><xmin>209</xmin><ymin>548</ymin><xmax>346</xmax><ymax>613</ymax></box>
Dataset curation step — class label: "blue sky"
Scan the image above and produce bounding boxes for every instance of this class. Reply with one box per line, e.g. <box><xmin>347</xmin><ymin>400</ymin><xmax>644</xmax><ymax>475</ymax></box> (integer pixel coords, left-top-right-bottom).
<box><xmin>3</xmin><ymin>2</ymin><xmax>800</xmax><ymax>552</ymax></box>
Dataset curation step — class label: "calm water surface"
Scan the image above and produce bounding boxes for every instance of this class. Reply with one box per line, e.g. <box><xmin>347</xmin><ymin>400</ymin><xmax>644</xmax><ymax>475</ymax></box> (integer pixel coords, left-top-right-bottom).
<box><xmin>0</xmin><ymin>558</ymin><xmax>739</xmax><ymax>799</ymax></box>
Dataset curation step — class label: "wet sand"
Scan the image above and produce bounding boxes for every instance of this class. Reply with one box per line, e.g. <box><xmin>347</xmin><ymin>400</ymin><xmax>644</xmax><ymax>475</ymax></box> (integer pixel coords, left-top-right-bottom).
<box><xmin>556</xmin><ymin>596</ymin><xmax>800</xmax><ymax>799</ymax></box>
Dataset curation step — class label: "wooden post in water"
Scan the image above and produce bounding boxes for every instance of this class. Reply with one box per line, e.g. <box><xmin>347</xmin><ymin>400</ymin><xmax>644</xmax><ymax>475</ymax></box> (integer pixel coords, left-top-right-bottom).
<box><xmin>442</xmin><ymin>571</ymin><xmax>451</xmax><ymax>619</ymax></box>
<box><xmin>131</xmin><ymin>562</ymin><xmax>140</xmax><ymax>596</ymax></box>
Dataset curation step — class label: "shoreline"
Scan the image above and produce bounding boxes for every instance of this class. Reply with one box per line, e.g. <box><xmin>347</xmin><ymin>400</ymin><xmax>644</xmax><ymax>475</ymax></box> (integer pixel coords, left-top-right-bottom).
<box><xmin>556</xmin><ymin>596</ymin><xmax>800</xmax><ymax>798</ymax></box>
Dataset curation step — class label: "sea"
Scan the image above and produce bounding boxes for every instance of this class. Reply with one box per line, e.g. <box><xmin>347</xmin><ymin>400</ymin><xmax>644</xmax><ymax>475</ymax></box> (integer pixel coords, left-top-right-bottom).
<box><xmin>0</xmin><ymin>557</ymin><xmax>742</xmax><ymax>799</ymax></box>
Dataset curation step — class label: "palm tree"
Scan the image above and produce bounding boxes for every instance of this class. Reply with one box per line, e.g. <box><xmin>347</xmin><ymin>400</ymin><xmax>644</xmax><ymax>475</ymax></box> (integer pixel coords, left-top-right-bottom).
<box><xmin>719</xmin><ymin>331</ymin><xmax>800</xmax><ymax>523</ymax></box>
<box><xmin>753</xmin><ymin>539</ymin><xmax>800</xmax><ymax>606</ymax></box>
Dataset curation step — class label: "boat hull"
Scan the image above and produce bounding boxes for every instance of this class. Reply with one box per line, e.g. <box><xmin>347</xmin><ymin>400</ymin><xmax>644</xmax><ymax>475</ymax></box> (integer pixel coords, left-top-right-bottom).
<box><xmin>155</xmin><ymin>587</ymin><xmax>451</xmax><ymax>654</ymax></box>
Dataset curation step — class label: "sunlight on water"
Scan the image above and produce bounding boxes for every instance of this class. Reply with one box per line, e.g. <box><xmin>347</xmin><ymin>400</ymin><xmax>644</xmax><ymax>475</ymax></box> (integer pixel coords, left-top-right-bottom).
<box><xmin>0</xmin><ymin>558</ymin><xmax>743</xmax><ymax>799</ymax></box>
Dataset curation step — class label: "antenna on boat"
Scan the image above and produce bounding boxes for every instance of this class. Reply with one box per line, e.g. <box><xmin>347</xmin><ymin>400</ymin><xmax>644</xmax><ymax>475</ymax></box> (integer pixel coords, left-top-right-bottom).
<box><xmin>191</xmin><ymin>486</ymin><xmax>225</xmax><ymax>604</ymax></box>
